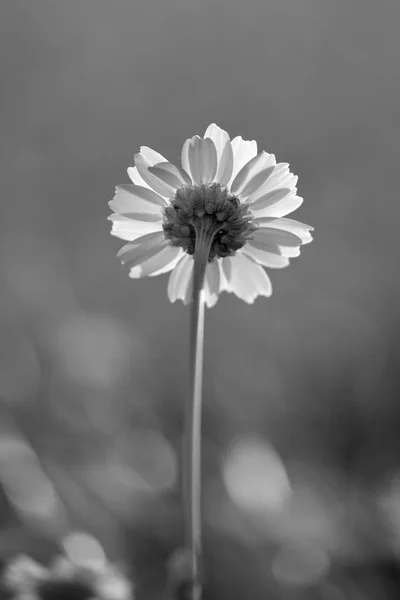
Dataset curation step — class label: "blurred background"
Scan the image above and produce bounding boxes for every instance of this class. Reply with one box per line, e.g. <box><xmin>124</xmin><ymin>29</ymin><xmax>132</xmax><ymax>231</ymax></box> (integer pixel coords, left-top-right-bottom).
<box><xmin>1</xmin><ymin>0</ymin><xmax>400</xmax><ymax>598</ymax></box>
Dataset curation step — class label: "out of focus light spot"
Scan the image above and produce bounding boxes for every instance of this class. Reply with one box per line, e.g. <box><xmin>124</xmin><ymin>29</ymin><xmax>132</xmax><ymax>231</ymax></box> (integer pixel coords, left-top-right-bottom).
<box><xmin>0</xmin><ymin>435</ymin><xmax>63</xmax><ymax>524</ymax></box>
<box><xmin>97</xmin><ymin>571</ymin><xmax>132</xmax><ymax>600</ymax></box>
<box><xmin>63</xmin><ymin>532</ymin><xmax>106</xmax><ymax>568</ymax></box>
<box><xmin>53</xmin><ymin>312</ymin><xmax>133</xmax><ymax>388</ymax></box>
<box><xmin>223</xmin><ymin>436</ymin><xmax>291</xmax><ymax>514</ymax></box>
<box><xmin>114</xmin><ymin>429</ymin><xmax>177</xmax><ymax>493</ymax></box>
<box><xmin>271</xmin><ymin>540</ymin><xmax>330</xmax><ymax>586</ymax></box>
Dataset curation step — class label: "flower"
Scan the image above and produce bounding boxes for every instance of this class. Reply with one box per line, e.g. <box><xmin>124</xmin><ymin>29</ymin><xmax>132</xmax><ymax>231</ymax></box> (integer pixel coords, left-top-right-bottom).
<box><xmin>109</xmin><ymin>124</ymin><xmax>313</xmax><ymax>307</ymax></box>
<box><xmin>3</xmin><ymin>549</ymin><xmax>133</xmax><ymax>600</ymax></box>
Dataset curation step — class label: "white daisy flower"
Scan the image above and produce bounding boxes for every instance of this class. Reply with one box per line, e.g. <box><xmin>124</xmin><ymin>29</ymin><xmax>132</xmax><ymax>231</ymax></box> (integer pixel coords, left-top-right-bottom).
<box><xmin>2</xmin><ymin>549</ymin><xmax>133</xmax><ymax>600</ymax></box>
<box><xmin>109</xmin><ymin>124</ymin><xmax>313</xmax><ymax>307</ymax></box>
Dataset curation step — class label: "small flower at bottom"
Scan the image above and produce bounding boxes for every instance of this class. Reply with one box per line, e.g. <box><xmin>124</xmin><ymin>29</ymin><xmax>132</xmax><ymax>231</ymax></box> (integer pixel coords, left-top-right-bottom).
<box><xmin>109</xmin><ymin>123</ymin><xmax>313</xmax><ymax>307</ymax></box>
<box><xmin>2</xmin><ymin>535</ymin><xmax>133</xmax><ymax>600</ymax></box>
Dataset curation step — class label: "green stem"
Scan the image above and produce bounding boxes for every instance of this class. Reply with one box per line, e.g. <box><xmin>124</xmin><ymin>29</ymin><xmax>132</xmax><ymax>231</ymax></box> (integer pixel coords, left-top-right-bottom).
<box><xmin>183</xmin><ymin>233</ymin><xmax>209</xmax><ymax>600</ymax></box>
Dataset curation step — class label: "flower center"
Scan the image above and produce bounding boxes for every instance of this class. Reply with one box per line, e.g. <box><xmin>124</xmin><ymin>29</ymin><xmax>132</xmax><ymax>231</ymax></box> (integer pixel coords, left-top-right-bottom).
<box><xmin>162</xmin><ymin>183</ymin><xmax>257</xmax><ymax>261</ymax></box>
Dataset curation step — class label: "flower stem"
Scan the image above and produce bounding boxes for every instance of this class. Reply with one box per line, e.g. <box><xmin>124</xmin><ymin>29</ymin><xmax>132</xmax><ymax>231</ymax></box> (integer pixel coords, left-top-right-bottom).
<box><xmin>183</xmin><ymin>235</ymin><xmax>209</xmax><ymax>600</ymax></box>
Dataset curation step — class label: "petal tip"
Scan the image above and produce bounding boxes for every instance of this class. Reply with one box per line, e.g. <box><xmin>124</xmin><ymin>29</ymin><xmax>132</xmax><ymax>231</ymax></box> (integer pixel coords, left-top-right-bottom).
<box><xmin>133</xmin><ymin>152</ymin><xmax>142</xmax><ymax>166</ymax></box>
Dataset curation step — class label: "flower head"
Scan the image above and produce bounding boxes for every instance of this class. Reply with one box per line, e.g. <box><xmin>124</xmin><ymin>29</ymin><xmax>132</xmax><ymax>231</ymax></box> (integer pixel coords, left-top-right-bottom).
<box><xmin>109</xmin><ymin>124</ymin><xmax>313</xmax><ymax>307</ymax></box>
<box><xmin>3</xmin><ymin>540</ymin><xmax>133</xmax><ymax>600</ymax></box>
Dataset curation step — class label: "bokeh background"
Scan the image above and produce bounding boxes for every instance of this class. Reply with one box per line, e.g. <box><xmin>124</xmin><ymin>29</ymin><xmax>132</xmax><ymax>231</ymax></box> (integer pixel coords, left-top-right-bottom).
<box><xmin>1</xmin><ymin>0</ymin><xmax>400</xmax><ymax>598</ymax></box>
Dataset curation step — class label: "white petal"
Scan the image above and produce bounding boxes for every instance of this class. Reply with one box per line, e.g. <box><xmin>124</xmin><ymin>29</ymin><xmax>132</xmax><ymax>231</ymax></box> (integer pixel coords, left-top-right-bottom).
<box><xmin>149</xmin><ymin>248</ymin><xmax>185</xmax><ymax>276</ymax></box>
<box><xmin>116</xmin><ymin>231</ymin><xmax>167</xmax><ymax>267</ymax></box>
<box><xmin>167</xmin><ymin>254</ymin><xmax>194</xmax><ymax>304</ymax></box>
<box><xmin>249</xmin><ymin>166</ymin><xmax>296</xmax><ymax>203</ymax></box>
<box><xmin>204</xmin><ymin>123</ymin><xmax>228</xmax><ymax>154</ymax></box>
<box><xmin>129</xmin><ymin>246</ymin><xmax>183</xmax><ymax>278</ymax></box>
<box><xmin>242</xmin><ymin>243</ymin><xmax>290</xmax><ymax>268</ymax></box>
<box><xmin>225</xmin><ymin>253</ymin><xmax>272</xmax><ymax>303</ymax></box>
<box><xmin>250</xmin><ymin>187</ymin><xmax>293</xmax><ymax>212</ymax></box>
<box><xmin>204</xmin><ymin>123</ymin><xmax>234</xmax><ymax>186</ymax></box>
<box><xmin>250</xmin><ymin>239</ymin><xmax>301</xmax><ymax>258</ymax></box>
<box><xmin>183</xmin><ymin>276</ymin><xmax>194</xmax><ymax>304</ymax></box>
<box><xmin>127</xmin><ymin>165</ymin><xmax>150</xmax><ymax>187</ymax></box>
<box><xmin>218</xmin><ymin>257</ymin><xmax>231</xmax><ymax>292</ymax></box>
<box><xmin>204</xmin><ymin>260</ymin><xmax>221</xmax><ymax>307</ymax></box>
<box><xmin>204</xmin><ymin>292</ymin><xmax>219</xmax><ymax>308</ymax></box>
<box><xmin>228</xmin><ymin>136</ymin><xmax>258</xmax><ymax>188</ymax></box>
<box><xmin>240</xmin><ymin>165</ymin><xmax>277</xmax><ymax>198</ymax></box>
<box><xmin>148</xmin><ymin>161</ymin><xmax>191</xmax><ymax>190</ymax></box>
<box><xmin>230</xmin><ymin>151</ymin><xmax>276</xmax><ymax>198</ymax></box>
<box><xmin>265</xmin><ymin>194</ymin><xmax>304</xmax><ymax>218</ymax></box>
<box><xmin>188</xmin><ymin>136</ymin><xmax>218</xmax><ymax>184</ymax></box>
<box><xmin>279</xmin><ymin>246</ymin><xmax>301</xmax><ymax>257</ymax></box>
<box><xmin>247</xmin><ymin>162</ymin><xmax>302</xmax><ymax>217</ymax></box>
<box><xmin>128</xmin><ymin>146</ymin><xmax>169</xmax><ymax>192</ymax></box>
<box><xmin>252</xmin><ymin>227</ymin><xmax>303</xmax><ymax>247</ymax></box>
<box><xmin>245</xmin><ymin>238</ymin><xmax>281</xmax><ymax>256</ymax></box>
<box><xmin>181</xmin><ymin>138</ymin><xmax>191</xmax><ymax>177</ymax></box>
<box><xmin>253</xmin><ymin>217</ymin><xmax>313</xmax><ymax>244</ymax></box>
<box><xmin>134</xmin><ymin>147</ymin><xmax>175</xmax><ymax>199</ymax></box>
<box><xmin>216</xmin><ymin>140</ymin><xmax>234</xmax><ymax>187</ymax></box>
<box><xmin>112</xmin><ymin>212</ymin><xmax>161</xmax><ymax>223</ymax></box>
<box><xmin>140</xmin><ymin>146</ymin><xmax>168</xmax><ymax>164</ymax></box>
<box><xmin>108</xmin><ymin>214</ymin><xmax>163</xmax><ymax>241</ymax></box>
<box><xmin>259</xmin><ymin>162</ymin><xmax>292</xmax><ymax>187</ymax></box>
<box><xmin>109</xmin><ymin>184</ymin><xmax>166</xmax><ymax>216</ymax></box>
<box><xmin>252</xmin><ymin>193</ymin><xmax>304</xmax><ymax>218</ymax></box>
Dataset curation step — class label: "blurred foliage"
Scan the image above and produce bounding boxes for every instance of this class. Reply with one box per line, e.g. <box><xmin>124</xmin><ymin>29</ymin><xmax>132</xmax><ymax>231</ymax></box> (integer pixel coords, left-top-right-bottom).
<box><xmin>1</xmin><ymin>0</ymin><xmax>400</xmax><ymax>598</ymax></box>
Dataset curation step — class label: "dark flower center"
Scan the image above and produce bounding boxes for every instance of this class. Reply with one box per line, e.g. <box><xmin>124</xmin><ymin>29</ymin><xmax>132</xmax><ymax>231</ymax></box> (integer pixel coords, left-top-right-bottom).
<box><xmin>162</xmin><ymin>183</ymin><xmax>257</xmax><ymax>261</ymax></box>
